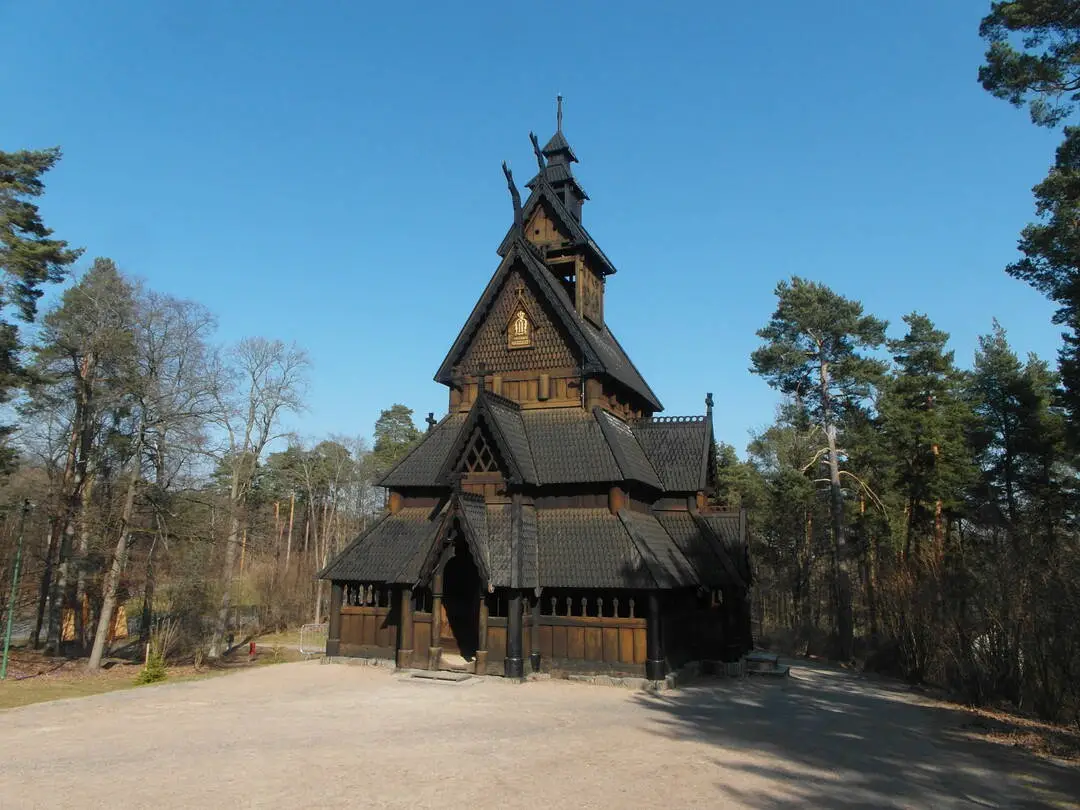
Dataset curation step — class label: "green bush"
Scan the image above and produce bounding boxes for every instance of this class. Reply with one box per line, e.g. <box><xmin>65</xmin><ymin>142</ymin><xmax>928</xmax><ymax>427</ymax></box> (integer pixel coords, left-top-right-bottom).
<box><xmin>134</xmin><ymin>651</ymin><xmax>168</xmax><ymax>685</ymax></box>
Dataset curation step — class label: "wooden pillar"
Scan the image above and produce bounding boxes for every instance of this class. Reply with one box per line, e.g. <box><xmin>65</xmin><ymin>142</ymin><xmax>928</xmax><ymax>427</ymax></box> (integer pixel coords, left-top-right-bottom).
<box><xmin>645</xmin><ymin>590</ymin><xmax>665</xmax><ymax>681</ymax></box>
<box><xmin>397</xmin><ymin>586</ymin><xmax>414</xmax><ymax>669</ymax></box>
<box><xmin>327</xmin><ymin>582</ymin><xmax>342</xmax><ymax>657</ymax></box>
<box><xmin>429</xmin><ymin>570</ymin><xmax>443</xmax><ymax>670</ymax></box>
<box><xmin>475</xmin><ymin>594</ymin><xmax>489</xmax><ymax>674</ymax></box>
<box><xmin>529</xmin><ymin>592</ymin><xmax>542</xmax><ymax>672</ymax></box>
<box><xmin>505</xmin><ymin>590</ymin><xmax>524</xmax><ymax>678</ymax></box>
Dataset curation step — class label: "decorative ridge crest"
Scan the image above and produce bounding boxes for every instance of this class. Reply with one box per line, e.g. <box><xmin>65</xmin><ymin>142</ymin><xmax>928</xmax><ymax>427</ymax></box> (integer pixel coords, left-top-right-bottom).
<box><xmin>636</xmin><ymin>415</ymin><xmax>706</xmax><ymax>425</ymax></box>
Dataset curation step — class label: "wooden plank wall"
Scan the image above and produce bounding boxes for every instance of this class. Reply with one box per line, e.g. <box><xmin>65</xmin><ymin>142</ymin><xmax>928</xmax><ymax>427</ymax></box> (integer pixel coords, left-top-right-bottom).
<box><xmin>538</xmin><ymin>615</ymin><xmax>647</xmax><ymax>667</ymax></box>
<box><xmin>340</xmin><ymin>606</ymin><xmax>396</xmax><ymax>658</ymax></box>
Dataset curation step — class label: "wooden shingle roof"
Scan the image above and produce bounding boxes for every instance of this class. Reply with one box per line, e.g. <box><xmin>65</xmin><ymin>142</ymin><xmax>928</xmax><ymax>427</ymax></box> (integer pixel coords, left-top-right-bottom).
<box><xmin>322</xmin><ymin>500</ymin><xmax>748</xmax><ymax>591</ymax></box>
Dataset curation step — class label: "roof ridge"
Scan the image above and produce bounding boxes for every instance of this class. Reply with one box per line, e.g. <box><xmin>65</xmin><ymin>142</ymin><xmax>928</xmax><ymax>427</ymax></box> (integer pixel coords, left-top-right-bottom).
<box><xmin>376</xmin><ymin>414</ymin><xmax>452</xmax><ymax>488</ymax></box>
<box><xmin>480</xmin><ymin>387</ymin><xmax>522</xmax><ymax>411</ymax></box>
<box><xmin>596</xmin><ymin>324</ymin><xmax>663</xmax><ymax>412</ymax></box>
<box><xmin>691</xmin><ymin>512</ymin><xmax>747</xmax><ymax>590</ymax></box>
<box><xmin>592</xmin><ymin>407</ymin><xmax>630</xmax><ymax>483</ymax></box>
<box><xmin>614</xmin><ymin>509</ymin><xmax>660</xmax><ymax>589</ymax></box>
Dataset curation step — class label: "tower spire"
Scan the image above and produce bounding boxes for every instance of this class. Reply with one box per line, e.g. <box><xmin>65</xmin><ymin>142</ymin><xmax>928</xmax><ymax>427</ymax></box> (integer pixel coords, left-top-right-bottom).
<box><xmin>557</xmin><ymin>94</ymin><xmax>563</xmax><ymax>132</ymax></box>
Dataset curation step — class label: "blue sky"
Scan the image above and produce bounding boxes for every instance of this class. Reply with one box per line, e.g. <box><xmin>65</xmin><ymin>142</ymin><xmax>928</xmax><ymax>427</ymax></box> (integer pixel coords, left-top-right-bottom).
<box><xmin>1</xmin><ymin>1</ymin><xmax>1065</xmax><ymax>454</ymax></box>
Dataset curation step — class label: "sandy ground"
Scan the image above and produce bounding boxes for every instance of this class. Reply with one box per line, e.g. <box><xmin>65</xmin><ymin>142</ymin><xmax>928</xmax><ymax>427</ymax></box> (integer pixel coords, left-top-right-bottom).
<box><xmin>1</xmin><ymin>660</ymin><xmax>1078</xmax><ymax>809</ymax></box>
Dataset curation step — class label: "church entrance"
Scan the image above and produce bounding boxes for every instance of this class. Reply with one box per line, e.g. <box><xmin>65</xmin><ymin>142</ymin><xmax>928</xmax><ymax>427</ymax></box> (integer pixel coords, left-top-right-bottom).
<box><xmin>440</xmin><ymin>539</ymin><xmax>481</xmax><ymax>661</ymax></box>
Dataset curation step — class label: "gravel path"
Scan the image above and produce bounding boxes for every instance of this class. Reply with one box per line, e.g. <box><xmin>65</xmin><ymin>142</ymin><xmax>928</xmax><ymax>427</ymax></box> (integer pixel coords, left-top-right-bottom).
<box><xmin>1</xmin><ymin>660</ymin><xmax>1078</xmax><ymax>809</ymax></box>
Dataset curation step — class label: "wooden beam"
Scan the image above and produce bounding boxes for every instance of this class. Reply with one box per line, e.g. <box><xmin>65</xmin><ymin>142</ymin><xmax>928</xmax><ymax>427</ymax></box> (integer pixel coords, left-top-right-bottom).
<box><xmin>397</xmin><ymin>586</ymin><xmax>414</xmax><ymax>669</ymax></box>
<box><xmin>429</xmin><ymin>570</ymin><xmax>444</xmax><ymax>671</ymax></box>
<box><xmin>505</xmin><ymin>591</ymin><xmax>524</xmax><ymax>678</ymax></box>
<box><xmin>608</xmin><ymin>486</ymin><xmax>625</xmax><ymax>515</ymax></box>
<box><xmin>327</xmin><ymin>582</ymin><xmax>343</xmax><ymax>657</ymax></box>
<box><xmin>475</xmin><ymin>594</ymin><xmax>489</xmax><ymax>675</ymax></box>
<box><xmin>530</xmin><ymin>592</ymin><xmax>542</xmax><ymax>672</ymax></box>
<box><xmin>645</xmin><ymin>591</ymin><xmax>665</xmax><ymax>681</ymax></box>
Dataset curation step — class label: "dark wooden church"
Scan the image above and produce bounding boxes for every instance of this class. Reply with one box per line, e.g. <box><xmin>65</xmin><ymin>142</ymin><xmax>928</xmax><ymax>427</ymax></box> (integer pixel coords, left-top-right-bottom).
<box><xmin>320</xmin><ymin>101</ymin><xmax>753</xmax><ymax>680</ymax></box>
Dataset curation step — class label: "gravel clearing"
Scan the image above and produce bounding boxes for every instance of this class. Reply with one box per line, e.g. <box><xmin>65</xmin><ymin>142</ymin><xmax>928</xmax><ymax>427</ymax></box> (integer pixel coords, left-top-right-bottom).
<box><xmin>2</xmin><ymin>659</ymin><xmax>1078</xmax><ymax>809</ymax></box>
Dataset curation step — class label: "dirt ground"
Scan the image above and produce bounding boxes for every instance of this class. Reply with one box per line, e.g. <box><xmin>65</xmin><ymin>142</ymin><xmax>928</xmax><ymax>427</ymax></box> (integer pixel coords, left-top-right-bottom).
<box><xmin>2</xmin><ymin>659</ymin><xmax>1079</xmax><ymax>809</ymax></box>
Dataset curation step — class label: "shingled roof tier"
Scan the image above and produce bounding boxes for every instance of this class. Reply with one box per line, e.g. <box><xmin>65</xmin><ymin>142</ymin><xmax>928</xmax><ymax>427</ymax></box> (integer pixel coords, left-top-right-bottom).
<box><xmin>322</xmin><ymin>500</ymin><xmax>745</xmax><ymax>592</ymax></box>
<box><xmin>435</xmin><ymin>241</ymin><xmax>661</xmax><ymax>411</ymax></box>
<box><xmin>318</xmin><ymin>506</ymin><xmax>442</xmax><ymax>583</ymax></box>
<box><xmin>378</xmin><ymin>393</ymin><xmax>710</xmax><ymax>493</ymax></box>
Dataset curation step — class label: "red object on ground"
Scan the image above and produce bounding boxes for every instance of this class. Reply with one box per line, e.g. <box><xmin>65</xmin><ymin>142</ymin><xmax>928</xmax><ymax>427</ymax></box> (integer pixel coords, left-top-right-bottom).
<box><xmin>249</xmin><ymin>641</ymin><xmax>256</xmax><ymax>658</ymax></box>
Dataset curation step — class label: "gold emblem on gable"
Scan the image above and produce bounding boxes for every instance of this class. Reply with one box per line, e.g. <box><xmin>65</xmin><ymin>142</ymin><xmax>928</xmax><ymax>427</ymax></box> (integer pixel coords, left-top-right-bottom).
<box><xmin>508</xmin><ymin>308</ymin><xmax>531</xmax><ymax>349</ymax></box>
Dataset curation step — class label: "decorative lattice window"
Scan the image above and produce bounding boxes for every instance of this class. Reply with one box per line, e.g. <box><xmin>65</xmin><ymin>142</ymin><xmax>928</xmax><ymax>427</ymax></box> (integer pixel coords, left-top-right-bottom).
<box><xmin>459</xmin><ymin>428</ymin><xmax>499</xmax><ymax>473</ymax></box>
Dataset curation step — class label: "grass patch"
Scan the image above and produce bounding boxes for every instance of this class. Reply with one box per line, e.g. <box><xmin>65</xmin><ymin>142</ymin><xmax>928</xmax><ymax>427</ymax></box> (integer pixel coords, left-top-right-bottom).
<box><xmin>255</xmin><ymin>628</ymin><xmax>303</xmax><ymax>647</ymax></box>
<box><xmin>1</xmin><ymin>643</ymin><xmax>303</xmax><ymax>712</ymax></box>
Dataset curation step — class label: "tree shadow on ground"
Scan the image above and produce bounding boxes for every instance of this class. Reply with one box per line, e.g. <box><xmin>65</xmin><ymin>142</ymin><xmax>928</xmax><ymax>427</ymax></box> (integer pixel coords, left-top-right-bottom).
<box><xmin>633</xmin><ymin>660</ymin><xmax>1080</xmax><ymax>809</ymax></box>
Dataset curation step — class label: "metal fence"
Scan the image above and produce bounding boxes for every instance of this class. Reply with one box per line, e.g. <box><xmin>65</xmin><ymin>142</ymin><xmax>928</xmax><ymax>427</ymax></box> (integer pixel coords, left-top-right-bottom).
<box><xmin>299</xmin><ymin>623</ymin><xmax>328</xmax><ymax>658</ymax></box>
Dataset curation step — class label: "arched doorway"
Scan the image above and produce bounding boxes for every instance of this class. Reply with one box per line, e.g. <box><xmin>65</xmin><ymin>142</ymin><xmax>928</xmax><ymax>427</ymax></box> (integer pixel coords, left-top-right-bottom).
<box><xmin>440</xmin><ymin>537</ymin><xmax>481</xmax><ymax>660</ymax></box>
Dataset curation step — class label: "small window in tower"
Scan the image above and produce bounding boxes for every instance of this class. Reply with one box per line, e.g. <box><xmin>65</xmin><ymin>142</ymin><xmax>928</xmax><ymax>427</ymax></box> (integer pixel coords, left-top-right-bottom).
<box><xmin>508</xmin><ymin>308</ymin><xmax>532</xmax><ymax>349</ymax></box>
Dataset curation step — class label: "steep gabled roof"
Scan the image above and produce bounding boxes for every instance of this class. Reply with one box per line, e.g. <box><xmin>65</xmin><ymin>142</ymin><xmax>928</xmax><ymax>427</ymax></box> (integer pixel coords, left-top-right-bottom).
<box><xmin>496</xmin><ymin>180</ymin><xmax>614</xmax><ymax>276</ymax></box>
<box><xmin>435</xmin><ymin>240</ymin><xmax>662</xmax><ymax>411</ymax></box>
<box><xmin>435</xmin><ymin>391</ymin><xmax>537</xmax><ymax>485</ymax></box>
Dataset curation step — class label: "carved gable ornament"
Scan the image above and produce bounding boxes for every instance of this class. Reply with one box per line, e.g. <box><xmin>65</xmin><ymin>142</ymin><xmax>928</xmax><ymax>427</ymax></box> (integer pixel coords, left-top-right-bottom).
<box><xmin>506</xmin><ymin>284</ymin><xmax>534</xmax><ymax>350</ymax></box>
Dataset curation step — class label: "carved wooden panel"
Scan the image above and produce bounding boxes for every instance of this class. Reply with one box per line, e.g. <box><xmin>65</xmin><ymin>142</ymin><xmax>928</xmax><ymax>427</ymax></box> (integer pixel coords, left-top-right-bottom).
<box><xmin>576</xmin><ymin>266</ymin><xmax>604</xmax><ymax>326</ymax></box>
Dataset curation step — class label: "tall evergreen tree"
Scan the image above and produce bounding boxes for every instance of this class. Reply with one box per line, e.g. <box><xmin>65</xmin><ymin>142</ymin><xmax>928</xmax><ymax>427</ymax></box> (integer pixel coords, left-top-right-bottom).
<box><xmin>751</xmin><ymin>277</ymin><xmax>887</xmax><ymax>657</ymax></box>
<box><xmin>979</xmin><ymin>2</ymin><xmax>1080</xmax><ymax>442</ymax></box>
<box><xmin>371</xmin><ymin>404</ymin><xmax>421</xmax><ymax>480</ymax></box>
<box><xmin>878</xmin><ymin>313</ymin><xmax>976</xmax><ymax>554</ymax></box>
<box><xmin>0</xmin><ymin>147</ymin><xmax>82</xmax><ymax>468</ymax></box>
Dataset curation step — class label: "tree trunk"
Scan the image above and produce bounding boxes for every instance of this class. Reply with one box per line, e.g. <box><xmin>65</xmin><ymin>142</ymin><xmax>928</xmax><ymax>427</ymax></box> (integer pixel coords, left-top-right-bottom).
<box><xmin>284</xmin><ymin>493</ymin><xmax>294</xmax><ymax>574</ymax></box>
<box><xmin>140</xmin><ymin>536</ymin><xmax>158</xmax><ymax>645</ymax></box>
<box><xmin>208</xmin><ymin>473</ymin><xmax>244</xmax><ymax>659</ymax></box>
<box><xmin>31</xmin><ymin>519</ymin><xmax>60</xmax><ymax>649</ymax></box>
<box><xmin>74</xmin><ymin>476</ymin><xmax>95</xmax><ymax>654</ymax></box>
<box><xmin>88</xmin><ymin>433</ymin><xmax>142</xmax><ymax>670</ymax></box>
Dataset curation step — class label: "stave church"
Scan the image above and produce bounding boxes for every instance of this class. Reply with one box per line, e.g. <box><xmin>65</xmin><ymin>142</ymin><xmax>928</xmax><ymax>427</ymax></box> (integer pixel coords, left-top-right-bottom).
<box><xmin>319</xmin><ymin>100</ymin><xmax>753</xmax><ymax>680</ymax></box>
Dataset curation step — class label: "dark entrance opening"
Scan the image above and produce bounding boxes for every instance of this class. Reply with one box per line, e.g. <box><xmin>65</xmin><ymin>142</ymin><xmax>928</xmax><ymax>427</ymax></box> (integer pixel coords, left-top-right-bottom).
<box><xmin>441</xmin><ymin>538</ymin><xmax>481</xmax><ymax>660</ymax></box>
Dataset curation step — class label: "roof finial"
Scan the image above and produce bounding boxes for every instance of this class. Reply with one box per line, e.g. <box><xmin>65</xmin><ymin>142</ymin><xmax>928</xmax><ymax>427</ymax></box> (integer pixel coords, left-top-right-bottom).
<box><xmin>501</xmin><ymin>161</ymin><xmax>522</xmax><ymax>234</ymax></box>
<box><xmin>426</xmin><ymin>412</ymin><xmax>437</xmax><ymax>433</ymax></box>
<box><xmin>529</xmin><ymin>132</ymin><xmax>546</xmax><ymax>173</ymax></box>
<box><xmin>556</xmin><ymin>94</ymin><xmax>563</xmax><ymax>132</ymax></box>
<box><xmin>705</xmin><ymin>392</ymin><xmax>714</xmax><ymax>417</ymax></box>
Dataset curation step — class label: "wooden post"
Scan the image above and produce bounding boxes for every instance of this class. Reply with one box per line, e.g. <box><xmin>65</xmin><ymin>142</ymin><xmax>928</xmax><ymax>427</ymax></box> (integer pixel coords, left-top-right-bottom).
<box><xmin>327</xmin><ymin>582</ymin><xmax>342</xmax><ymax>657</ymax></box>
<box><xmin>397</xmin><ymin>586</ymin><xmax>414</xmax><ymax>669</ymax></box>
<box><xmin>529</xmin><ymin>592</ymin><xmax>541</xmax><ymax>672</ymax></box>
<box><xmin>429</xmin><ymin>570</ymin><xmax>443</xmax><ymax>670</ymax></box>
<box><xmin>475</xmin><ymin>593</ymin><xmax>489</xmax><ymax>675</ymax></box>
<box><xmin>645</xmin><ymin>590</ymin><xmax>665</xmax><ymax>681</ymax></box>
<box><xmin>505</xmin><ymin>590</ymin><xmax>524</xmax><ymax>678</ymax></box>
